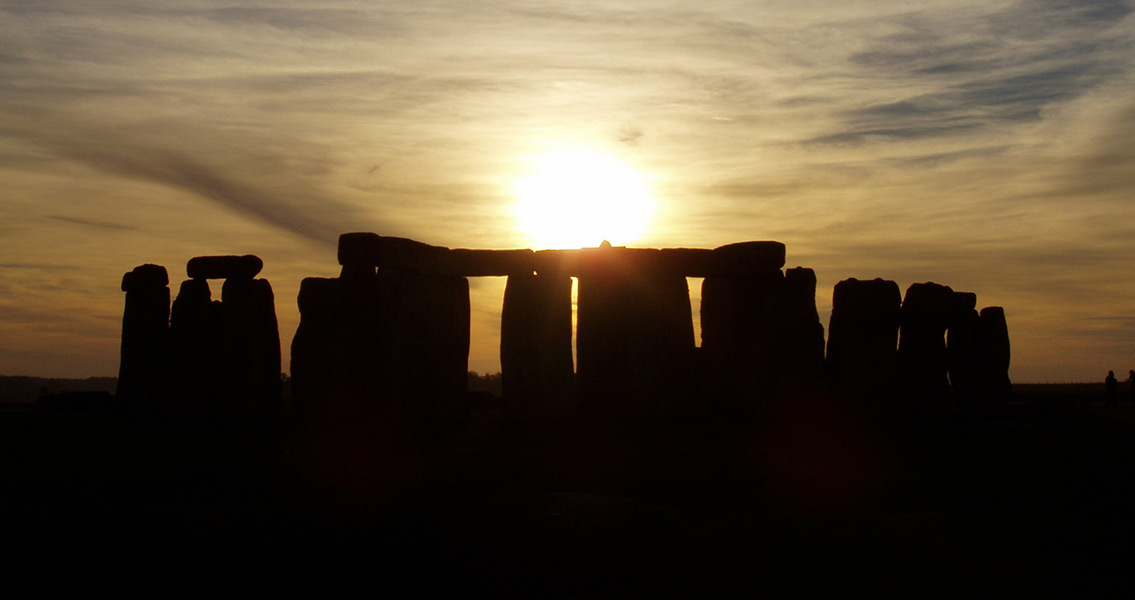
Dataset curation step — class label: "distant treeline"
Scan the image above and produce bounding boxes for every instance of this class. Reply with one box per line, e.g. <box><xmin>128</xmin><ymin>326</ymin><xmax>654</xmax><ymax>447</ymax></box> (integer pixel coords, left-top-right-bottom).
<box><xmin>0</xmin><ymin>376</ymin><xmax>118</xmax><ymax>405</ymax></box>
<box><xmin>468</xmin><ymin>371</ymin><xmax>502</xmax><ymax>397</ymax></box>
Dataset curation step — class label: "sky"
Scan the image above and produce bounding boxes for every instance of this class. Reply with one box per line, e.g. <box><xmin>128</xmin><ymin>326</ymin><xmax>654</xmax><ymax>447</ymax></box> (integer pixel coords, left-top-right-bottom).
<box><xmin>2</xmin><ymin>0</ymin><xmax>1134</xmax><ymax>382</ymax></box>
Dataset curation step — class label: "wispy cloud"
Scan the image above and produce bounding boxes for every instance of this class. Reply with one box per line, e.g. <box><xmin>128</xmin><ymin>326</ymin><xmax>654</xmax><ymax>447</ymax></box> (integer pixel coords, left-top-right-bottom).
<box><xmin>1</xmin><ymin>0</ymin><xmax>1134</xmax><ymax>379</ymax></box>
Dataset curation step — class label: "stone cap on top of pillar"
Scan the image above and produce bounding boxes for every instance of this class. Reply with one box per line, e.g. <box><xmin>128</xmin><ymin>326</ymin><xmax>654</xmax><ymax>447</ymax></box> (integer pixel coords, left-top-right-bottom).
<box><xmin>186</xmin><ymin>255</ymin><xmax>263</xmax><ymax>280</ymax></box>
<box><xmin>337</xmin><ymin>232</ymin><xmax>786</xmax><ymax>277</ymax></box>
<box><xmin>121</xmin><ymin>264</ymin><xmax>169</xmax><ymax>292</ymax></box>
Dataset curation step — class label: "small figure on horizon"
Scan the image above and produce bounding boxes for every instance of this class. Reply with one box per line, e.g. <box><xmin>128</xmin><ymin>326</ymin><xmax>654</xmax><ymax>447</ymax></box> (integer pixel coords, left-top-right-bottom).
<box><xmin>1127</xmin><ymin>370</ymin><xmax>1135</xmax><ymax>405</ymax></box>
<box><xmin>1105</xmin><ymin>370</ymin><xmax>1117</xmax><ymax>407</ymax></box>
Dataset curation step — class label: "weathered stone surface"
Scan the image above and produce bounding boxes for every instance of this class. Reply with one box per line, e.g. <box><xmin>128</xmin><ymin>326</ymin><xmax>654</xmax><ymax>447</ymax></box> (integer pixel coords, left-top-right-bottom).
<box><xmin>219</xmin><ymin>278</ymin><xmax>281</xmax><ymax>417</ymax></box>
<box><xmin>898</xmin><ymin>282</ymin><xmax>957</xmax><ymax>408</ymax></box>
<box><xmin>825</xmin><ymin>278</ymin><xmax>902</xmax><ymax>406</ymax></box>
<box><xmin>186</xmin><ymin>255</ymin><xmax>263</xmax><ymax>280</ymax></box>
<box><xmin>500</xmin><ymin>273</ymin><xmax>574</xmax><ymax>415</ymax></box>
<box><xmin>121</xmin><ymin>264</ymin><xmax>169</xmax><ymax>292</ymax></box>
<box><xmin>577</xmin><ymin>253</ymin><xmax>696</xmax><ymax>416</ymax></box>
<box><xmin>168</xmin><ymin>279</ymin><xmax>221</xmax><ymax>412</ymax></box>
<box><xmin>116</xmin><ymin>265</ymin><xmax>170</xmax><ymax>407</ymax></box>
<box><xmin>977</xmin><ymin>306</ymin><xmax>1011</xmax><ymax>406</ymax></box>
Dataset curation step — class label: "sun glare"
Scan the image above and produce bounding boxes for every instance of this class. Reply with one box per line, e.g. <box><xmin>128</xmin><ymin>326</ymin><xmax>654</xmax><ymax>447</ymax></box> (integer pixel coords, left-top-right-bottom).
<box><xmin>512</xmin><ymin>152</ymin><xmax>655</xmax><ymax>249</ymax></box>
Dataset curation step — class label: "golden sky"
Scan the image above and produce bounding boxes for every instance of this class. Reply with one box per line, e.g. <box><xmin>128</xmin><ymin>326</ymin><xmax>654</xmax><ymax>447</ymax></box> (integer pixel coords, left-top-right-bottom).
<box><xmin>2</xmin><ymin>1</ymin><xmax>1134</xmax><ymax>382</ymax></box>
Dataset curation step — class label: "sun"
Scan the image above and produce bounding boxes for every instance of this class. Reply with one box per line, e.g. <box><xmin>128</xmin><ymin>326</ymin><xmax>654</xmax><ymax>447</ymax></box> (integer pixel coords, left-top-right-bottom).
<box><xmin>512</xmin><ymin>152</ymin><xmax>656</xmax><ymax>249</ymax></box>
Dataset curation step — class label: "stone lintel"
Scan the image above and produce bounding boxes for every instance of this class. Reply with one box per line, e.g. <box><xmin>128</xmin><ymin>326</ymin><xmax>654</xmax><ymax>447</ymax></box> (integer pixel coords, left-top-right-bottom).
<box><xmin>338</xmin><ymin>233</ymin><xmax>786</xmax><ymax>277</ymax></box>
<box><xmin>186</xmin><ymin>255</ymin><xmax>263</xmax><ymax>280</ymax></box>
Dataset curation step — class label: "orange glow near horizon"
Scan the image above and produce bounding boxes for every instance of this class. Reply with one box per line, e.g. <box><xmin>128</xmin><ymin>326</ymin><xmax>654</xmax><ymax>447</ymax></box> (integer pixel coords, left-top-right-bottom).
<box><xmin>512</xmin><ymin>152</ymin><xmax>656</xmax><ymax>249</ymax></box>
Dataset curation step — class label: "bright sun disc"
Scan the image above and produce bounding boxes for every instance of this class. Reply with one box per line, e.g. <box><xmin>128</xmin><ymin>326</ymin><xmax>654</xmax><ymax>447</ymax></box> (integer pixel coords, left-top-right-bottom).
<box><xmin>512</xmin><ymin>152</ymin><xmax>655</xmax><ymax>249</ymax></box>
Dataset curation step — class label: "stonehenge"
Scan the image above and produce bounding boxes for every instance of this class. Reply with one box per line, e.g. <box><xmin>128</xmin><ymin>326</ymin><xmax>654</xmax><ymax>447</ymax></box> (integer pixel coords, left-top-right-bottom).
<box><xmin>117</xmin><ymin>256</ymin><xmax>281</xmax><ymax>416</ymax></box>
<box><xmin>119</xmin><ymin>233</ymin><xmax>1013</xmax><ymax>420</ymax></box>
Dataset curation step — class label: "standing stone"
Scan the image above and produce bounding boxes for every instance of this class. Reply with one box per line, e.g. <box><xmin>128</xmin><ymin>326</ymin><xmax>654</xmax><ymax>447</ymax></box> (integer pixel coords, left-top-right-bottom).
<box><xmin>946</xmin><ymin>292</ymin><xmax>981</xmax><ymax>409</ymax></box>
<box><xmin>576</xmin><ymin>245</ymin><xmax>696</xmax><ymax>416</ymax></box>
<box><xmin>825</xmin><ymin>278</ymin><xmax>902</xmax><ymax>407</ymax></box>
<box><xmin>500</xmin><ymin>272</ymin><xmax>575</xmax><ymax>416</ymax></box>
<box><xmin>291</xmin><ymin>277</ymin><xmax>345</xmax><ymax>414</ymax></box>
<box><xmin>700</xmin><ymin>270</ymin><xmax>786</xmax><ymax>410</ymax></box>
<box><xmin>169</xmin><ymin>279</ymin><xmax>221</xmax><ymax>413</ymax></box>
<box><xmin>376</xmin><ymin>268</ymin><xmax>471</xmax><ymax>419</ymax></box>
<box><xmin>779</xmin><ymin>267</ymin><xmax>827</xmax><ymax>393</ymax></box>
<box><xmin>117</xmin><ymin>264</ymin><xmax>170</xmax><ymax>408</ymax></box>
<box><xmin>220</xmin><ymin>277</ymin><xmax>282</xmax><ymax>417</ymax></box>
<box><xmin>977</xmin><ymin>306</ymin><xmax>1012</xmax><ymax>407</ymax></box>
<box><xmin>898</xmin><ymin>282</ymin><xmax>957</xmax><ymax>408</ymax></box>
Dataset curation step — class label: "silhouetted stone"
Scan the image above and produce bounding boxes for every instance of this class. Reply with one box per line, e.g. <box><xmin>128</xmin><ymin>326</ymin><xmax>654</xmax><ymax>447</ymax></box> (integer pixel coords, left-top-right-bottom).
<box><xmin>780</xmin><ymin>267</ymin><xmax>827</xmax><ymax>390</ymax></box>
<box><xmin>825</xmin><ymin>278</ymin><xmax>902</xmax><ymax>407</ymax></box>
<box><xmin>898</xmin><ymin>282</ymin><xmax>957</xmax><ymax>409</ymax></box>
<box><xmin>946</xmin><ymin>293</ymin><xmax>981</xmax><ymax>409</ymax></box>
<box><xmin>117</xmin><ymin>264</ymin><xmax>170</xmax><ymax>408</ymax></box>
<box><xmin>338</xmin><ymin>233</ymin><xmax>786</xmax><ymax>277</ymax></box>
<box><xmin>290</xmin><ymin>277</ymin><xmax>345</xmax><ymax>413</ymax></box>
<box><xmin>700</xmin><ymin>270</ymin><xmax>785</xmax><ymax>410</ymax></box>
<box><xmin>576</xmin><ymin>247</ymin><xmax>696</xmax><ymax>416</ymax></box>
<box><xmin>169</xmin><ymin>279</ymin><xmax>221</xmax><ymax>413</ymax></box>
<box><xmin>186</xmin><ymin>255</ymin><xmax>263</xmax><ymax>280</ymax></box>
<box><xmin>977</xmin><ymin>306</ymin><xmax>1012</xmax><ymax>407</ymax></box>
<box><xmin>337</xmin><ymin>232</ymin><xmax>383</xmax><ymax>266</ymax></box>
<box><xmin>447</xmin><ymin>249</ymin><xmax>537</xmax><ymax>277</ymax></box>
<box><xmin>500</xmin><ymin>272</ymin><xmax>575</xmax><ymax>416</ymax></box>
<box><xmin>121</xmin><ymin>263</ymin><xmax>169</xmax><ymax>292</ymax></box>
<box><xmin>219</xmin><ymin>278</ymin><xmax>281</xmax><ymax>417</ymax></box>
<box><xmin>712</xmin><ymin>241</ymin><xmax>786</xmax><ymax>274</ymax></box>
<box><xmin>376</xmin><ymin>268</ymin><xmax>470</xmax><ymax>419</ymax></box>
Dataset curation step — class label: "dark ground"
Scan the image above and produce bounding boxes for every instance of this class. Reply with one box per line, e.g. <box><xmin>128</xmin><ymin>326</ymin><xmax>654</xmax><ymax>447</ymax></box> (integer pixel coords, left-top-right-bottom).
<box><xmin>3</xmin><ymin>390</ymin><xmax>1135</xmax><ymax>597</ymax></box>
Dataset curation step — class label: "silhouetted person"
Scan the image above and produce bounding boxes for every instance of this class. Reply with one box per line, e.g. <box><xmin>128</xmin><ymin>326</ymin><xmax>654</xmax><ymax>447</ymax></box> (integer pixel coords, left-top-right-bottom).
<box><xmin>1128</xmin><ymin>370</ymin><xmax>1135</xmax><ymax>405</ymax></box>
<box><xmin>1105</xmin><ymin>370</ymin><xmax>1117</xmax><ymax>407</ymax></box>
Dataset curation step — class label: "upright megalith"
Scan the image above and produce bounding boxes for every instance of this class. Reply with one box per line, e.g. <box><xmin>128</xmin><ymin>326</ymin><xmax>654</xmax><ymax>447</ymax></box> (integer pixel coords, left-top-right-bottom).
<box><xmin>376</xmin><ymin>267</ymin><xmax>471</xmax><ymax>418</ymax></box>
<box><xmin>700</xmin><ymin>270</ymin><xmax>785</xmax><ymax>409</ymax></box>
<box><xmin>700</xmin><ymin>262</ymin><xmax>824</xmax><ymax>410</ymax></box>
<box><xmin>898</xmin><ymin>282</ymin><xmax>958</xmax><ymax>408</ymax></box>
<box><xmin>977</xmin><ymin>306</ymin><xmax>1011</xmax><ymax>406</ymax></box>
<box><xmin>825</xmin><ymin>278</ymin><xmax>902</xmax><ymax>407</ymax></box>
<box><xmin>117</xmin><ymin>264</ymin><xmax>170</xmax><ymax>407</ymax></box>
<box><xmin>500</xmin><ymin>272</ymin><xmax>574</xmax><ymax>416</ymax></box>
<box><xmin>169</xmin><ymin>278</ymin><xmax>220</xmax><ymax>412</ymax></box>
<box><xmin>576</xmin><ymin>243</ymin><xmax>696</xmax><ymax>416</ymax></box>
<box><xmin>946</xmin><ymin>292</ymin><xmax>981</xmax><ymax>409</ymax></box>
<box><xmin>291</xmin><ymin>277</ymin><xmax>349</xmax><ymax>413</ymax></box>
<box><xmin>780</xmin><ymin>267</ymin><xmax>827</xmax><ymax>390</ymax></box>
<box><xmin>220</xmin><ymin>278</ymin><xmax>281</xmax><ymax>417</ymax></box>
